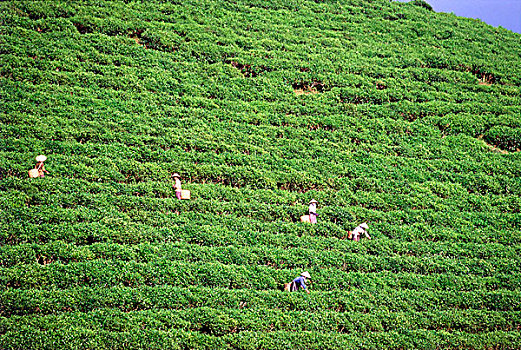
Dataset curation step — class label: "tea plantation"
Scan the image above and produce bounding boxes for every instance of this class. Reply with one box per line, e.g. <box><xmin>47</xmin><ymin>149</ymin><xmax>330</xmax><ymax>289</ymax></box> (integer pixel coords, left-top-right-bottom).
<box><xmin>1</xmin><ymin>0</ymin><xmax>521</xmax><ymax>348</ymax></box>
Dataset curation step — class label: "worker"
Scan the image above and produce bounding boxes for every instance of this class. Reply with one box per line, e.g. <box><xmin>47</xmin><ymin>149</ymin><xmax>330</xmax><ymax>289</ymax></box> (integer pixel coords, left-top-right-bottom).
<box><xmin>352</xmin><ymin>222</ymin><xmax>371</xmax><ymax>242</ymax></box>
<box><xmin>290</xmin><ymin>271</ymin><xmax>311</xmax><ymax>294</ymax></box>
<box><xmin>309</xmin><ymin>199</ymin><xmax>318</xmax><ymax>224</ymax></box>
<box><xmin>172</xmin><ymin>173</ymin><xmax>182</xmax><ymax>200</ymax></box>
<box><xmin>34</xmin><ymin>155</ymin><xmax>49</xmax><ymax>178</ymax></box>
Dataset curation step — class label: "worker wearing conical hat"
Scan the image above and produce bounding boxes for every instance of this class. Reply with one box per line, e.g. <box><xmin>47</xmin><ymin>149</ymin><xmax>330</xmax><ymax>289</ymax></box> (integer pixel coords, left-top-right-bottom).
<box><xmin>308</xmin><ymin>199</ymin><xmax>318</xmax><ymax>224</ymax></box>
<box><xmin>34</xmin><ymin>155</ymin><xmax>49</xmax><ymax>178</ymax></box>
<box><xmin>290</xmin><ymin>271</ymin><xmax>311</xmax><ymax>294</ymax></box>
<box><xmin>172</xmin><ymin>173</ymin><xmax>182</xmax><ymax>200</ymax></box>
<box><xmin>352</xmin><ymin>222</ymin><xmax>371</xmax><ymax>242</ymax></box>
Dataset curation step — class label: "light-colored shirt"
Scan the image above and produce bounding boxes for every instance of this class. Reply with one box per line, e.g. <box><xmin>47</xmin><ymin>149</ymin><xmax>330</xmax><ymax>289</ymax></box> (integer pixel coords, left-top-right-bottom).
<box><xmin>309</xmin><ymin>203</ymin><xmax>317</xmax><ymax>215</ymax></box>
<box><xmin>352</xmin><ymin>226</ymin><xmax>370</xmax><ymax>239</ymax></box>
<box><xmin>174</xmin><ymin>178</ymin><xmax>182</xmax><ymax>191</ymax></box>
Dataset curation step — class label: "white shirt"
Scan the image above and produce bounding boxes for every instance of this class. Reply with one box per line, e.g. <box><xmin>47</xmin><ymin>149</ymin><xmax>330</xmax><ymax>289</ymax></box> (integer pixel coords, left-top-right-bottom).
<box><xmin>352</xmin><ymin>226</ymin><xmax>370</xmax><ymax>239</ymax></box>
<box><xmin>174</xmin><ymin>178</ymin><xmax>182</xmax><ymax>191</ymax></box>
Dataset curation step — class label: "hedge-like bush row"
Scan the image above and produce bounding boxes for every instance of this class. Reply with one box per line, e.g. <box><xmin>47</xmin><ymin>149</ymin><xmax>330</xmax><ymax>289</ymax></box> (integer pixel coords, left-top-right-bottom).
<box><xmin>1</xmin><ymin>327</ymin><xmax>519</xmax><ymax>350</ymax></box>
<box><xmin>2</xmin><ymin>133</ymin><xmax>520</xmax><ymax>194</ymax></box>
<box><xmin>2</xmin><ymin>307</ymin><xmax>520</xmax><ymax>335</ymax></box>
<box><xmin>3</xmin><ymin>227</ymin><xmax>519</xmax><ymax>260</ymax></box>
<box><xmin>3</xmin><ymin>202</ymin><xmax>520</xmax><ymax>246</ymax></box>
<box><xmin>2</xmin><ymin>259</ymin><xmax>519</xmax><ymax>291</ymax></box>
<box><xmin>1</xmin><ymin>241</ymin><xmax>519</xmax><ymax>277</ymax></box>
<box><xmin>3</xmin><ymin>285</ymin><xmax>519</xmax><ymax>317</ymax></box>
<box><xmin>3</xmin><ymin>172</ymin><xmax>520</xmax><ymax>215</ymax></box>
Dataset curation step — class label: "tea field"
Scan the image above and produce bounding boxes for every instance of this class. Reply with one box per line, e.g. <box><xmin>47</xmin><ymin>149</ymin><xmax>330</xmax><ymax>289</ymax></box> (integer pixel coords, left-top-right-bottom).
<box><xmin>1</xmin><ymin>0</ymin><xmax>521</xmax><ymax>348</ymax></box>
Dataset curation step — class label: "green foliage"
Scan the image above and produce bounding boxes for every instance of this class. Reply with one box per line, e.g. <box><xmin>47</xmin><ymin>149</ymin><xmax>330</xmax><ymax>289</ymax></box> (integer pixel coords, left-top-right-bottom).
<box><xmin>1</xmin><ymin>0</ymin><xmax>521</xmax><ymax>348</ymax></box>
<box><xmin>410</xmin><ymin>0</ymin><xmax>434</xmax><ymax>12</ymax></box>
<box><xmin>485</xmin><ymin>125</ymin><xmax>521</xmax><ymax>152</ymax></box>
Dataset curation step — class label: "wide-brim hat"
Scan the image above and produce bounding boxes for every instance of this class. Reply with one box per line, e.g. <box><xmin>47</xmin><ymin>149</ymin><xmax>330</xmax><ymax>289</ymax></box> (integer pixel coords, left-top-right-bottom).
<box><xmin>309</xmin><ymin>199</ymin><xmax>318</xmax><ymax>204</ymax></box>
<box><xmin>36</xmin><ymin>155</ymin><xmax>47</xmax><ymax>162</ymax></box>
<box><xmin>172</xmin><ymin>173</ymin><xmax>180</xmax><ymax>178</ymax></box>
<box><xmin>301</xmin><ymin>271</ymin><xmax>311</xmax><ymax>279</ymax></box>
<box><xmin>360</xmin><ymin>222</ymin><xmax>369</xmax><ymax>229</ymax></box>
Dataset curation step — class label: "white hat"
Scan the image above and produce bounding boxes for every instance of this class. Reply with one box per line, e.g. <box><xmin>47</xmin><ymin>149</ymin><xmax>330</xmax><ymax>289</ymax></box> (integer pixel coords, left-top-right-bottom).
<box><xmin>301</xmin><ymin>271</ymin><xmax>311</xmax><ymax>279</ymax></box>
<box><xmin>360</xmin><ymin>222</ymin><xmax>369</xmax><ymax>229</ymax></box>
<box><xmin>172</xmin><ymin>173</ymin><xmax>180</xmax><ymax>178</ymax></box>
<box><xmin>36</xmin><ymin>155</ymin><xmax>47</xmax><ymax>162</ymax></box>
<box><xmin>309</xmin><ymin>199</ymin><xmax>318</xmax><ymax>204</ymax></box>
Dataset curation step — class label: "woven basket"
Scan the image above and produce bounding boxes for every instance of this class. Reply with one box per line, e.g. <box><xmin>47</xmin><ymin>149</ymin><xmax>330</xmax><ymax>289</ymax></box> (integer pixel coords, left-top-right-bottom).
<box><xmin>28</xmin><ymin>169</ymin><xmax>40</xmax><ymax>178</ymax></box>
<box><xmin>181</xmin><ymin>190</ymin><xmax>191</xmax><ymax>200</ymax></box>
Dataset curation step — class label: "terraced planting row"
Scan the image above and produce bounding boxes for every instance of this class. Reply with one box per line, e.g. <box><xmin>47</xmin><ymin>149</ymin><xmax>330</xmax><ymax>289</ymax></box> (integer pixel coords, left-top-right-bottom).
<box><xmin>4</xmin><ymin>285</ymin><xmax>520</xmax><ymax>316</ymax></box>
<box><xmin>4</xmin><ymin>209</ymin><xmax>521</xmax><ymax>249</ymax></box>
<box><xmin>4</xmin><ymin>307</ymin><xmax>521</xmax><ymax>334</ymax></box>
<box><xmin>3</xmin><ymin>260</ymin><xmax>519</xmax><ymax>291</ymax></box>
<box><xmin>3</xmin><ymin>241</ymin><xmax>520</xmax><ymax>274</ymax></box>
<box><xmin>4</xmin><ymin>328</ymin><xmax>519</xmax><ymax>350</ymax></box>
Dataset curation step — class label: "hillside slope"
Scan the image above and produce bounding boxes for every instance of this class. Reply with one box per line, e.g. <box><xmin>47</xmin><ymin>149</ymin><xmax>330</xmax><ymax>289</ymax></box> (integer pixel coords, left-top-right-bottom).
<box><xmin>1</xmin><ymin>0</ymin><xmax>521</xmax><ymax>348</ymax></box>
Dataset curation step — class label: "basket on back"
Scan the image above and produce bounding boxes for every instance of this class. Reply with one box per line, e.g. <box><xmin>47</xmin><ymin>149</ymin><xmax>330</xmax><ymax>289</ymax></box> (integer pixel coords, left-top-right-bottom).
<box><xmin>28</xmin><ymin>169</ymin><xmax>40</xmax><ymax>178</ymax></box>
